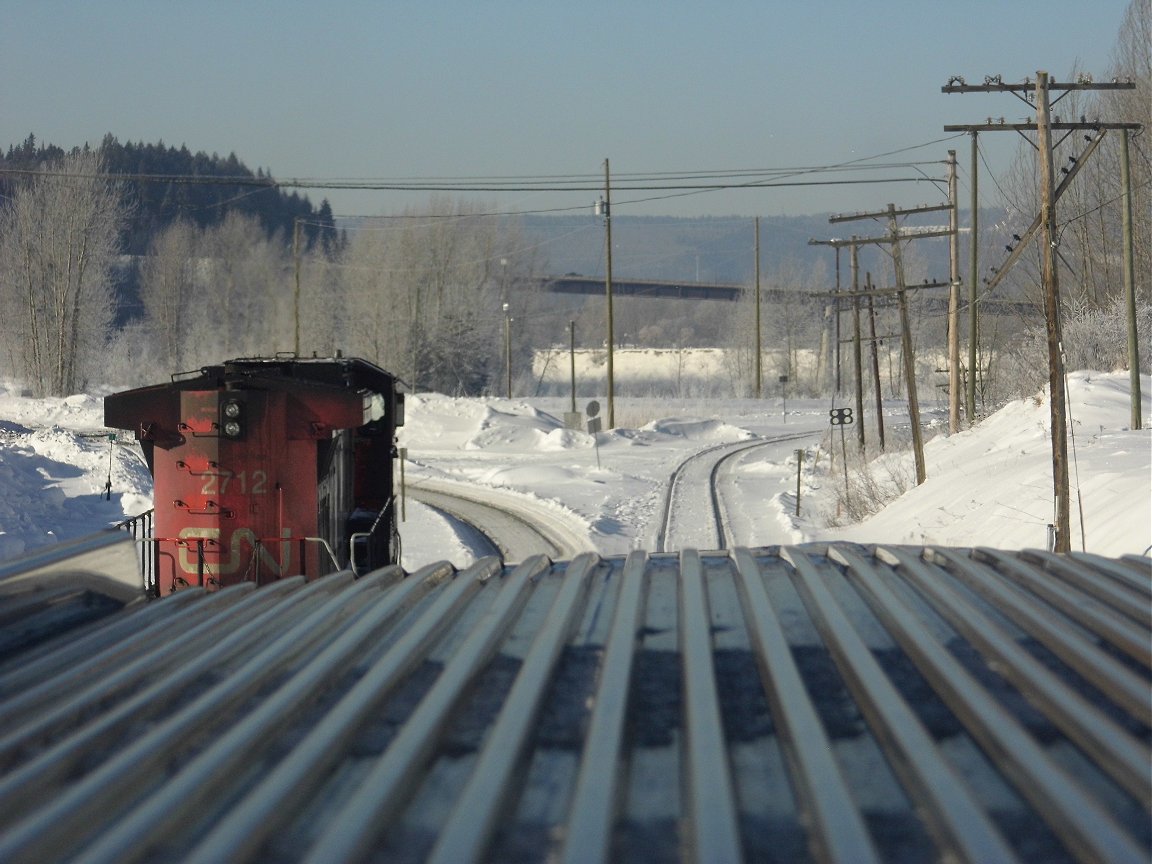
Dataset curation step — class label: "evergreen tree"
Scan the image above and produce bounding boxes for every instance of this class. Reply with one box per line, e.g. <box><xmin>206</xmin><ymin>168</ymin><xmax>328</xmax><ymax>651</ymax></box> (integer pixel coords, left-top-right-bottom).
<box><xmin>4</xmin><ymin>133</ymin><xmax>331</xmax><ymax>254</ymax></box>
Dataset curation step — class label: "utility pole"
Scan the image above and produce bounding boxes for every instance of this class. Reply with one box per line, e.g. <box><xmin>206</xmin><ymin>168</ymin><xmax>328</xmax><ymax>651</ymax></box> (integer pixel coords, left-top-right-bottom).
<box><xmin>293</xmin><ymin>217</ymin><xmax>302</xmax><ymax>355</ymax></box>
<box><xmin>947</xmin><ymin>150</ymin><xmax>961</xmax><ymax>433</ymax></box>
<box><xmin>888</xmin><ymin>204</ymin><xmax>926</xmax><ymax>485</ymax></box>
<box><xmin>1120</xmin><ymin>128</ymin><xmax>1143</xmax><ymax>430</ymax></box>
<box><xmin>850</xmin><ymin>239</ymin><xmax>865</xmax><ymax>451</ymax></box>
<box><xmin>834</xmin><ymin>247</ymin><xmax>842</xmax><ymax>395</ymax></box>
<box><xmin>569</xmin><ymin>320</ymin><xmax>577</xmax><ymax>415</ymax></box>
<box><xmin>967</xmin><ymin>133</ymin><xmax>979</xmax><ymax>421</ymax></box>
<box><xmin>943</xmin><ymin>71</ymin><xmax>1139</xmax><ymax>551</ymax></box>
<box><xmin>754</xmin><ymin>217</ymin><xmax>762</xmax><ymax>398</ymax></box>
<box><xmin>598</xmin><ymin>158</ymin><xmax>615</xmax><ymax>429</ymax></box>
<box><xmin>818</xmin><ymin>204</ymin><xmax>953</xmax><ymax>485</ymax></box>
<box><xmin>503</xmin><ymin>302</ymin><xmax>512</xmax><ymax>399</ymax></box>
<box><xmin>1036</xmin><ymin>71</ymin><xmax>1070</xmax><ymax>553</ymax></box>
<box><xmin>808</xmin><ymin>240</ymin><xmax>845</xmax><ymax>394</ymax></box>
<box><xmin>866</xmin><ymin>274</ymin><xmax>885</xmax><ymax>451</ymax></box>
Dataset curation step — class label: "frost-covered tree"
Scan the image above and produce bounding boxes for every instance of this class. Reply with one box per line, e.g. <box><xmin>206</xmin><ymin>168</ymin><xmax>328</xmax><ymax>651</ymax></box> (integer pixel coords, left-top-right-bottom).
<box><xmin>197</xmin><ymin>211</ymin><xmax>289</xmax><ymax>360</ymax></box>
<box><xmin>0</xmin><ymin>148</ymin><xmax>126</xmax><ymax>395</ymax></box>
<box><xmin>138</xmin><ymin>218</ymin><xmax>199</xmax><ymax>371</ymax></box>
<box><xmin>722</xmin><ymin>258</ymin><xmax>827</xmax><ymax>399</ymax></box>
<box><xmin>132</xmin><ymin>211</ymin><xmax>345</xmax><ymax>376</ymax></box>
<box><xmin>340</xmin><ymin>198</ymin><xmax>539</xmax><ymax>394</ymax></box>
<box><xmin>997</xmin><ymin>295</ymin><xmax>1152</xmax><ymax>399</ymax></box>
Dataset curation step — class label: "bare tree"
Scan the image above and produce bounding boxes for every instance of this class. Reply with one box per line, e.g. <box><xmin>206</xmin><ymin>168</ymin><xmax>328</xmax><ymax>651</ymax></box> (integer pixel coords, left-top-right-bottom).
<box><xmin>1101</xmin><ymin>0</ymin><xmax>1151</xmax><ymax>316</ymax></box>
<box><xmin>0</xmin><ymin>148</ymin><xmax>126</xmax><ymax>395</ymax></box>
<box><xmin>721</xmin><ymin>287</ymin><xmax>758</xmax><ymax>397</ymax></box>
<box><xmin>340</xmin><ymin>221</ymin><xmax>415</xmax><ymax>377</ymax></box>
<box><xmin>195</xmin><ymin>212</ymin><xmax>288</xmax><ymax>361</ymax></box>
<box><xmin>339</xmin><ymin>198</ymin><xmax>538</xmax><ymax>394</ymax></box>
<box><xmin>297</xmin><ymin>252</ymin><xmax>345</xmax><ymax>357</ymax></box>
<box><xmin>138</xmin><ymin>218</ymin><xmax>199</xmax><ymax>371</ymax></box>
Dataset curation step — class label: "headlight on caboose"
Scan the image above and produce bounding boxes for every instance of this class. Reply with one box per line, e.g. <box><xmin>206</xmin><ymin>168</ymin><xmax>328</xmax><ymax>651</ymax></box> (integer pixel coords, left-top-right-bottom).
<box><xmin>220</xmin><ymin>398</ymin><xmax>245</xmax><ymax>439</ymax></box>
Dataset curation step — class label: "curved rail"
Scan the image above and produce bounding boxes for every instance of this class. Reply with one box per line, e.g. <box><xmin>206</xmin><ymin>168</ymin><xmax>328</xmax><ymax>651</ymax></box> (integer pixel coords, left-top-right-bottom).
<box><xmin>657</xmin><ymin>431</ymin><xmax>817</xmax><ymax>553</ymax></box>
<box><xmin>407</xmin><ymin>488</ymin><xmax>525</xmax><ymax>561</ymax></box>
<box><xmin>406</xmin><ymin>477</ymin><xmax>593</xmax><ymax>563</ymax></box>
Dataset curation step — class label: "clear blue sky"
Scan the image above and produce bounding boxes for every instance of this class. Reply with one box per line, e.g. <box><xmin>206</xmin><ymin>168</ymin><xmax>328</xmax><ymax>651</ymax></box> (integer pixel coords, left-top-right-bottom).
<box><xmin>1</xmin><ymin>0</ymin><xmax>1132</xmax><ymax>218</ymax></box>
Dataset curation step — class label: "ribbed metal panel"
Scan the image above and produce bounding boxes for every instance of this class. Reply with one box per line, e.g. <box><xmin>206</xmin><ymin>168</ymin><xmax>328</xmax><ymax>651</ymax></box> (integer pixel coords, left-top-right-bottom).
<box><xmin>0</xmin><ymin>544</ymin><xmax>1147</xmax><ymax>863</ymax></box>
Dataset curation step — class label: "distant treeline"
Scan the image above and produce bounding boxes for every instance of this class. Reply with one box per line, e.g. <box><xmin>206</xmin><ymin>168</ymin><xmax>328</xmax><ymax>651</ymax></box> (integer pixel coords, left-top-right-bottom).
<box><xmin>1</xmin><ymin>133</ymin><xmax>339</xmax><ymax>255</ymax></box>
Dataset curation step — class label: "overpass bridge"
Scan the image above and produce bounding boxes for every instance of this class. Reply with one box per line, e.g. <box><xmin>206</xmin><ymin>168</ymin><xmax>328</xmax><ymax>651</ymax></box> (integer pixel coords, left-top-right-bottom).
<box><xmin>537</xmin><ymin>274</ymin><xmax>1040</xmax><ymax>318</ymax></box>
<box><xmin>540</xmin><ymin>274</ymin><xmax>747</xmax><ymax>301</ymax></box>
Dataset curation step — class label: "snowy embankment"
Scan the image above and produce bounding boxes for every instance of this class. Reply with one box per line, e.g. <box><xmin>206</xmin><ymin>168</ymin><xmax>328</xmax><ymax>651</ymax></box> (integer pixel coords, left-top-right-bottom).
<box><xmin>807</xmin><ymin>371</ymin><xmax>1150</xmax><ymax>557</ymax></box>
<box><xmin>0</xmin><ymin>371</ymin><xmax>1148</xmax><ymax>567</ymax></box>
<box><xmin>0</xmin><ymin>392</ymin><xmax>152</xmax><ymax>560</ymax></box>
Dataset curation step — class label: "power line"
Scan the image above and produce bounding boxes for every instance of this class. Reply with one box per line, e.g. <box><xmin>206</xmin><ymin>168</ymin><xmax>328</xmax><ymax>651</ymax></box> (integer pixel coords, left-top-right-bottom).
<box><xmin>317</xmin><ymin>176</ymin><xmax>940</xmax><ymax>222</ymax></box>
<box><xmin>1</xmin><ymin>135</ymin><xmax>964</xmax><ymax>222</ymax></box>
<box><xmin>0</xmin><ymin>153</ymin><xmax>952</xmax><ymax>197</ymax></box>
<box><xmin>0</xmin><ymin>168</ymin><xmax>929</xmax><ymax>192</ymax></box>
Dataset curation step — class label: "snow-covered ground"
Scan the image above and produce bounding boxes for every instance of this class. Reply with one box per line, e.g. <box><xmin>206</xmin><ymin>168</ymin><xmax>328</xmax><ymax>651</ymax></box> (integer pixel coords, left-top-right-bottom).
<box><xmin>0</xmin><ymin>371</ymin><xmax>1148</xmax><ymax>569</ymax></box>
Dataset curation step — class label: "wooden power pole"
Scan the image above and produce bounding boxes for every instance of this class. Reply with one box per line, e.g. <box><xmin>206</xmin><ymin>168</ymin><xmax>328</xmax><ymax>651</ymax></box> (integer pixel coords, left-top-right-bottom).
<box><xmin>293</xmin><ymin>217</ymin><xmax>302</xmax><ymax>356</ymax></box>
<box><xmin>850</xmin><ymin>240</ymin><xmax>865</xmax><ymax>451</ymax></box>
<box><xmin>1121</xmin><ymin>128</ymin><xmax>1143</xmax><ymax>430</ymax></box>
<box><xmin>754</xmin><ymin>217</ymin><xmax>762</xmax><ymax>398</ymax></box>
<box><xmin>947</xmin><ymin>150</ymin><xmax>961</xmax><ymax>433</ymax></box>
<box><xmin>600</xmin><ymin>159</ymin><xmax>615</xmax><ymax>429</ymax></box>
<box><xmin>967</xmin><ymin>133</ymin><xmax>979</xmax><ymax>422</ymax></box>
<box><xmin>866</xmin><ymin>274</ymin><xmax>886</xmax><ymax>451</ymax></box>
<box><xmin>887</xmin><ymin>204</ymin><xmax>926</xmax><ymax>485</ymax></box>
<box><xmin>812</xmin><ymin>207</ymin><xmax>953</xmax><ymax>485</ymax></box>
<box><xmin>1035</xmin><ymin>72</ymin><xmax>1071</xmax><ymax>552</ymax></box>
<box><xmin>943</xmin><ymin>71</ymin><xmax>1139</xmax><ymax>552</ymax></box>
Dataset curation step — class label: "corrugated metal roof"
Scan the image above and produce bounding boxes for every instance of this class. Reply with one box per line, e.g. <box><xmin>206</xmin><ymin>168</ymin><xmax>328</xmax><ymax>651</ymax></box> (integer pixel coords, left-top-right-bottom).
<box><xmin>0</xmin><ymin>537</ymin><xmax>1148</xmax><ymax>863</ymax></box>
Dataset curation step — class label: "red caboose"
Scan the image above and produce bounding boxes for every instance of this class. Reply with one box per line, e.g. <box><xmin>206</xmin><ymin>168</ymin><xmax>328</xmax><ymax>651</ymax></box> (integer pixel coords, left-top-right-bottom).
<box><xmin>106</xmin><ymin>356</ymin><xmax>404</xmax><ymax>594</ymax></box>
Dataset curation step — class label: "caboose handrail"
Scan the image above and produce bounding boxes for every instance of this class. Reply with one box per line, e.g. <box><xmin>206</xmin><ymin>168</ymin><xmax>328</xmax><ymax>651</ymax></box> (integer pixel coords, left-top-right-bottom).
<box><xmin>297</xmin><ymin>537</ymin><xmax>341</xmax><ymax>575</ymax></box>
<box><xmin>114</xmin><ymin>509</ymin><xmax>157</xmax><ymax>595</ymax></box>
<box><xmin>232</xmin><ymin>535</ymin><xmax>342</xmax><ymax>581</ymax></box>
<box><xmin>117</xmin><ymin>531</ymin><xmax>342</xmax><ymax>594</ymax></box>
<box><xmin>348</xmin><ymin>500</ymin><xmax>395</xmax><ymax>578</ymax></box>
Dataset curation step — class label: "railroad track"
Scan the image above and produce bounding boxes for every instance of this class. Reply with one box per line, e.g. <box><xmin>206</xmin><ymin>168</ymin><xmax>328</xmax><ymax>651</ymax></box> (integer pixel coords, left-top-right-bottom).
<box><xmin>406</xmin><ymin>476</ymin><xmax>594</xmax><ymax>563</ymax></box>
<box><xmin>656</xmin><ymin>430</ymin><xmax>820</xmax><ymax>552</ymax></box>
<box><xmin>402</xmin><ymin>489</ymin><xmax>504</xmax><ymax>559</ymax></box>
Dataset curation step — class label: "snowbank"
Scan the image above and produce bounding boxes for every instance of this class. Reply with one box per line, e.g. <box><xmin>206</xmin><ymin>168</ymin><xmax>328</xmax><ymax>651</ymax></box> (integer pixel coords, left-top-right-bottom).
<box><xmin>0</xmin><ymin>372</ymin><xmax>1147</xmax><ymax>567</ymax></box>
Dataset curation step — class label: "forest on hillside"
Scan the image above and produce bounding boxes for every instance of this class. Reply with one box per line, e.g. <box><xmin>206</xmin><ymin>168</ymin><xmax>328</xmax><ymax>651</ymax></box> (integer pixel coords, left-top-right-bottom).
<box><xmin>1</xmin><ymin>133</ymin><xmax>339</xmax><ymax>255</ymax></box>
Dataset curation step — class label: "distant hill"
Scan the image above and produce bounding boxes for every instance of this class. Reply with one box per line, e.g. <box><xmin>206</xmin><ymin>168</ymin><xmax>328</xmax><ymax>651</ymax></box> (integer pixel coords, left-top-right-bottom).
<box><xmin>1</xmin><ymin>133</ymin><xmax>337</xmax><ymax>255</ymax></box>
<box><xmin>1</xmin><ymin>132</ymin><xmax>1002</xmax><ymax>289</ymax></box>
<box><xmin>519</xmin><ymin>212</ymin><xmax>979</xmax><ymax>288</ymax></box>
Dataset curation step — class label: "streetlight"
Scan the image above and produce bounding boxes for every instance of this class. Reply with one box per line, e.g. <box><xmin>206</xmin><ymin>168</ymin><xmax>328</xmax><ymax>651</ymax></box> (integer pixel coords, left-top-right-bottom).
<box><xmin>503</xmin><ymin>302</ymin><xmax>512</xmax><ymax>399</ymax></box>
